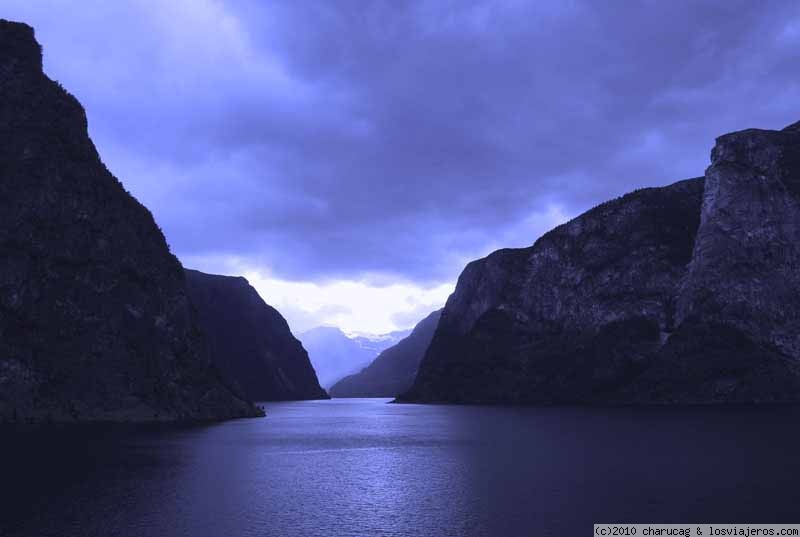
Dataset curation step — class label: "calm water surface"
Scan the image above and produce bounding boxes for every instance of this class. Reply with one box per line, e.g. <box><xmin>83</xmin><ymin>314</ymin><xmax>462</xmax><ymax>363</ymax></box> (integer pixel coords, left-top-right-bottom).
<box><xmin>2</xmin><ymin>399</ymin><xmax>800</xmax><ymax>536</ymax></box>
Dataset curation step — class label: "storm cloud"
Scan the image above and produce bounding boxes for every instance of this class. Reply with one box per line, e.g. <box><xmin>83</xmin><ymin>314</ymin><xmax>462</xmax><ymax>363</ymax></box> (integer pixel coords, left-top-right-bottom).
<box><xmin>4</xmin><ymin>0</ymin><xmax>800</xmax><ymax>330</ymax></box>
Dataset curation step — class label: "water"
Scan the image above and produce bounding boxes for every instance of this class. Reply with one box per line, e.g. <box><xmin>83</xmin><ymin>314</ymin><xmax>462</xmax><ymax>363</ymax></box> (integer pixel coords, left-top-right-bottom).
<box><xmin>2</xmin><ymin>399</ymin><xmax>800</xmax><ymax>536</ymax></box>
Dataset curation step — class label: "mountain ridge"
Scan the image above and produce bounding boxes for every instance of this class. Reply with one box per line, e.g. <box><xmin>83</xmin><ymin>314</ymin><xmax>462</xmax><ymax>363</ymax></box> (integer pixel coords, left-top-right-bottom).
<box><xmin>400</xmin><ymin>120</ymin><xmax>800</xmax><ymax>405</ymax></box>
<box><xmin>330</xmin><ymin>309</ymin><xmax>442</xmax><ymax>398</ymax></box>
<box><xmin>0</xmin><ymin>19</ymin><xmax>261</xmax><ymax>422</ymax></box>
<box><xmin>299</xmin><ymin>325</ymin><xmax>411</xmax><ymax>388</ymax></box>
<box><xmin>184</xmin><ymin>269</ymin><xmax>329</xmax><ymax>402</ymax></box>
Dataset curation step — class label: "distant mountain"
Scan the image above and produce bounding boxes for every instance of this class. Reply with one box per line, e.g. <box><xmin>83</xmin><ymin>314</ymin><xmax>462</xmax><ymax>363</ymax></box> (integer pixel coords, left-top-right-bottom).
<box><xmin>299</xmin><ymin>326</ymin><xmax>410</xmax><ymax>388</ymax></box>
<box><xmin>400</xmin><ymin>120</ymin><xmax>800</xmax><ymax>405</ymax></box>
<box><xmin>184</xmin><ymin>270</ymin><xmax>328</xmax><ymax>402</ymax></box>
<box><xmin>0</xmin><ymin>20</ymin><xmax>260</xmax><ymax>422</ymax></box>
<box><xmin>330</xmin><ymin>310</ymin><xmax>442</xmax><ymax>398</ymax></box>
<box><xmin>348</xmin><ymin>329</ymin><xmax>412</xmax><ymax>355</ymax></box>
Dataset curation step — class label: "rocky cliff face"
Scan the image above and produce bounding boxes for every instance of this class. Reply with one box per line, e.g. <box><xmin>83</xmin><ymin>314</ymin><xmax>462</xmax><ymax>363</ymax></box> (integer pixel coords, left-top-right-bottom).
<box><xmin>679</xmin><ymin>124</ymin><xmax>800</xmax><ymax>357</ymax></box>
<box><xmin>400</xmin><ymin>121</ymin><xmax>800</xmax><ymax>404</ymax></box>
<box><xmin>0</xmin><ymin>20</ymin><xmax>261</xmax><ymax>422</ymax></box>
<box><xmin>185</xmin><ymin>270</ymin><xmax>328</xmax><ymax>401</ymax></box>
<box><xmin>330</xmin><ymin>309</ymin><xmax>441</xmax><ymax>398</ymax></box>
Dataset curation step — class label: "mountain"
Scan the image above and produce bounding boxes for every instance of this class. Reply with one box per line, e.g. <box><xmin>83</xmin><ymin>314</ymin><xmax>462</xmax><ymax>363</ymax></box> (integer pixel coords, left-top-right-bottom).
<box><xmin>184</xmin><ymin>270</ymin><xmax>328</xmax><ymax>402</ymax></box>
<box><xmin>400</xmin><ymin>121</ymin><xmax>800</xmax><ymax>405</ymax></box>
<box><xmin>330</xmin><ymin>310</ymin><xmax>442</xmax><ymax>398</ymax></box>
<box><xmin>0</xmin><ymin>20</ymin><xmax>261</xmax><ymax>422</ymax></box>
<box><xmin>299</xmin><ymin>326</ymin><xmax>410</xmax><ymax>388</ymax></box>
<box><xmin>348</xmin><ymin>329</ymin><xmax>413</xmax><ymax>355</ymax></box>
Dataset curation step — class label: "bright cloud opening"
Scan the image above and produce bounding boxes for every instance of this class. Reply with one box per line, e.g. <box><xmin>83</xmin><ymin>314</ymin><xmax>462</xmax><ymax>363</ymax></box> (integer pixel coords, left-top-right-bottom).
<box><xmin>244</xmin><ymin>273</ymin><xmax>454</xmax><ymax>335</ymax></box>
<box><xmin>179</xmin><ymin>254</ymin><xmax>454</xmax><ymax>334</ymax></box>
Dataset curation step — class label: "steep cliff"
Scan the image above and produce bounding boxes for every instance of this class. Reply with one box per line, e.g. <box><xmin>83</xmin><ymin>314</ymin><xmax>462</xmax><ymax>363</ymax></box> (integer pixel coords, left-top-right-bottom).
<box><xmin>400</xmin><ymin>121</ymin><xmax>800</xmax><ymax>404</ymax></box>
<box><xmin>185</xmin><ymin>269</ymin><xmax>328</xmax><ymax>401</ymax></box>
<box><xmin>631</xmin><ymin>122</ymin><xmax>800</xmax><ymax>403</ymax></box>
<box><xmin>330</xmin><ymin>309</ymin><xmax>441</xmax><ymax>398</ymax></box>
<box><xmin>0</xmin><ymin>20</ymin><xmax>261</xmax><ymax>422</ymax></box>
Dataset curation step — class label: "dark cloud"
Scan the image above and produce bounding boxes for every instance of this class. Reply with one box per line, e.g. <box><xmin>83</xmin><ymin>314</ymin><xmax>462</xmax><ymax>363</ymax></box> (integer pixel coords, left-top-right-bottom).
<box><xmin>6</xmin><ymin>0</ymin><xmax>800</xmax><ymax>285</ymax></box>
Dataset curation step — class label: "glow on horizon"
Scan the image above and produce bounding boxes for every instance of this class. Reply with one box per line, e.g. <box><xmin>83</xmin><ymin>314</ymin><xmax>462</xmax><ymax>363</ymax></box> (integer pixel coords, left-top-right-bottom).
<box><xmin>242</xmin><ymin>271</ymin><xmax>454</xmax><ymax>335</ymax></box>
<box><xmin>178</xmin><ymin>253</ymin><xmax>456</xmax><ymax>334</ymax></box>
<box><xmin>178</xmin><ymin>203</ymin><xmax>571</xmax><ymax>336</ymax></box>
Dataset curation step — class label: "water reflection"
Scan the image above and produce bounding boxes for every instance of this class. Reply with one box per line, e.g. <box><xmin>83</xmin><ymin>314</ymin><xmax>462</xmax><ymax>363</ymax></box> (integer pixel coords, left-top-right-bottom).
<box><xmin>2</xmin><ymin>400</ymin><xmax>800</xmax><ymax>536</ymax></box>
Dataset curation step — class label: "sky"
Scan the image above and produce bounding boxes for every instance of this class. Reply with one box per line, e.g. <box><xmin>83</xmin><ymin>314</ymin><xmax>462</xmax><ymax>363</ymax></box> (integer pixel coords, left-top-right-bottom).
<box><xmin>5</xmin><ymin>0</ymin><xmax>799</xmax><ymax>334</ymax></box>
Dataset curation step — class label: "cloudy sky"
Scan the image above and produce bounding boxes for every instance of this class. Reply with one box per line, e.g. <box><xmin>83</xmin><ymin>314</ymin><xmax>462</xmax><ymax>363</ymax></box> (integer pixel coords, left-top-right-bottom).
<box><xmin>6</xmin><ymin>0</ymin><xmax>799</xmax><ymax>333</ymax></box>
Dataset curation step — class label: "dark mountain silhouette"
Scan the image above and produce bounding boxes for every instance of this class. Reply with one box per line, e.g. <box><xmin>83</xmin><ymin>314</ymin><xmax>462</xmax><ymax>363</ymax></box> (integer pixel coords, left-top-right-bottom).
<box><xmin>0</xmin><ymin>20</ymin><xmax>260</xmax><ymax>422</ymax></box>
<box><xmin>299</xmin><ymin>326</ymin><xmax>410</xmax><ymax>388</ymax></box>
<box><xmin>184</xmin><ymin>269</ymin><xmax>328</xmax><ymax>401</ymax></box>
<box><xmin>400</xmin><ymin>121</ymin><xmax>800</xmax><ymax>405</ymax></box>
<box><xmin>330</xmin><ymin>309</ymin><xmax>442</xmax><ymax>398</ymax></box>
